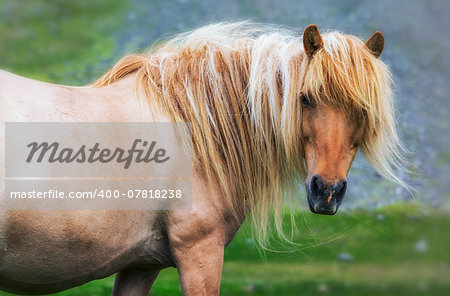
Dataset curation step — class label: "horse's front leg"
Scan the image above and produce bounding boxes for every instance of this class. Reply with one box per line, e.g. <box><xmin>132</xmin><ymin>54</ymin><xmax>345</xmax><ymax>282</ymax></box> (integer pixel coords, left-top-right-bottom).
<box><xmin>172</xmin><ymin>233</ymin><xmax>224</xmax><ymax>295</ymax></box>
<box><xmin>167</xmin><ymin>178</ymin><xmax>241</xmax><ymax>295</ymax></box>
<box><xmin>112</xmin><ymin>268</ymin><xmax>159</xmax><ymax>296</ymax></box>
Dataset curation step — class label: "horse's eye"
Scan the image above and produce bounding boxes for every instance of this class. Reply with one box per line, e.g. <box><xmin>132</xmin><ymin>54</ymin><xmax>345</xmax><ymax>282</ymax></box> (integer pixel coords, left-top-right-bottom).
<box><xmin>301</xmin><ymin>94</ymin><xmax>311</xmax><ymax>107</ymax></box>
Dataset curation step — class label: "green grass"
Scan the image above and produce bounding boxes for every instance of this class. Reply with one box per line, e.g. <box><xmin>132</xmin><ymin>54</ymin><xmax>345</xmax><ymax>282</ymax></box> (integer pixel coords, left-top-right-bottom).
<box><xmin>0</xmin><ymin>0</ymin><xmax>128</xmax><ymax>84</ymax></box>
<box><xmin>2</xmin><ymin>206</ymin><xmax>448</xmax><ymax>296</ymax></box>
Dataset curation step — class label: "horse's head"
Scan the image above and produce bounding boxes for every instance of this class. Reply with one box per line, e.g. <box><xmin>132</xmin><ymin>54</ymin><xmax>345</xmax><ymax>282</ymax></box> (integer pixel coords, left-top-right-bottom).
<box><xmin>300</xmin><ymin>25</ymin><xmax>386</xmax><ymax>215</ymax></box>
<box><xmin>301</xmin><ymin>103</ymin><xmax>362</xmax><ymax>215</ymax></box>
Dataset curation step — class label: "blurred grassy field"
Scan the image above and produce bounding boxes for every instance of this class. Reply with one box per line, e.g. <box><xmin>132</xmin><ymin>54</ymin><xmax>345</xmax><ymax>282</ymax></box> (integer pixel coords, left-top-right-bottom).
<box><xmin>0</xmin><ymin>0</ymin><xmax>128</xmax><ymax>84</ymax></box>
<box><xmin>1</xmin><ymin>205</ymin><xmax>447</xmax><ymax>296</ymax></box>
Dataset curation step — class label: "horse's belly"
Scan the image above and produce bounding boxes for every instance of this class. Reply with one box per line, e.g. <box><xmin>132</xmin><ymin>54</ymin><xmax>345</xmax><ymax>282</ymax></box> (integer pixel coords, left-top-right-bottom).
<box><xmin>0</xmin><ymin>209</ymin><xmax>171</xmax><ymax>294</ymax></box>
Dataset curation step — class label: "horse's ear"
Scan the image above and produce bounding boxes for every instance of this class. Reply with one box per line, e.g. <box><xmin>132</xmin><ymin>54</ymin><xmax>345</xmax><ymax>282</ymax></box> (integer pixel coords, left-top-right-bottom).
<box><xmin>303</xmin><ymin>25</ymin><xmax>324</xmax><ymax>57</ymax></box>
<box><xmin>365</xmin><ymin>31</ymin><xmax>385</xmax><ymax>58</ymax></box>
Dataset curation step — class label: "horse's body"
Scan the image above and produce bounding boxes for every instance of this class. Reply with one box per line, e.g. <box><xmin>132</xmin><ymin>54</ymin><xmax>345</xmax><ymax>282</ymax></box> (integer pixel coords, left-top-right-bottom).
<box><xmin>0</xmin><ymin>23</ymin><xmax>404</xmax><ymax>295</ymax></box>
<box><xmin>0</xmin><ymin>69</ymin><xmax>242</xmax><ymax>295</ymax></box>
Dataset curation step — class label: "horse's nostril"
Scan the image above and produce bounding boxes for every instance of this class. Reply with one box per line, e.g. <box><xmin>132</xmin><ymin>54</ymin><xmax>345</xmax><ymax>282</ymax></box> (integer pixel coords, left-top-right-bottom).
<box><xmin>342</xmin><ymin>179</ymin><xmax>348</xmax><ymax>193</ymax></box>
<box><xmin>310</xmin><ymin>175</ymin><xmax>320</xmax><ymax>196</ymax></box>
<box><xmin>334</xmin><ymin>179</ymin><xmax>348</xmax><ymax>198</ymax></box>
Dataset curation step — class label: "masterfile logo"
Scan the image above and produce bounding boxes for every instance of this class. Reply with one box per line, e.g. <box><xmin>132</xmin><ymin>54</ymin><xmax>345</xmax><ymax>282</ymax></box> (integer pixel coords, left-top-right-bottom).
<box><xmin>4</xmin><ymin>122</ymin><xmax>192</xmax><ymax>210</ymax></box>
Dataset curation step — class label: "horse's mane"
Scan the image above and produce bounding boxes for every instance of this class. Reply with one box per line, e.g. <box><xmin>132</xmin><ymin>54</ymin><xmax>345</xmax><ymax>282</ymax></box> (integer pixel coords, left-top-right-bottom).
<box><xmin>93</xmin><ymin>22</ymin><xmax>406</xmax><ymax>243</ymax></box>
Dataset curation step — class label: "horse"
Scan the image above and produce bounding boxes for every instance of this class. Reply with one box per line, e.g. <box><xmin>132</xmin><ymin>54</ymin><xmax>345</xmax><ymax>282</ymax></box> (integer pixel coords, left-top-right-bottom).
<box><xmin>0</xmin><ymin>22</ymin><xmax>406</xmax><ymax>295</ymax></box>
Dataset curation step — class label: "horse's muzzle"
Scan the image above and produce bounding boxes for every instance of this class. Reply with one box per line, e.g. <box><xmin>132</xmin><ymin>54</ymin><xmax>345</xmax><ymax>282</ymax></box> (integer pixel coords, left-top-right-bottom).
<box><xmin>306</xmin><ymin>175</ymin><xmax>347</xmax><ymax>215</ymax></box>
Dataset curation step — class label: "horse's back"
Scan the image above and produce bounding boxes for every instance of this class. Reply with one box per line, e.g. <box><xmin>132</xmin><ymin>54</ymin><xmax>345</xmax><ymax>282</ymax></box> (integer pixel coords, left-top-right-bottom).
<box><xmin>0</xmin><ymin>69</ymin><xmax>70</xmax><ymax>122</ymax></box>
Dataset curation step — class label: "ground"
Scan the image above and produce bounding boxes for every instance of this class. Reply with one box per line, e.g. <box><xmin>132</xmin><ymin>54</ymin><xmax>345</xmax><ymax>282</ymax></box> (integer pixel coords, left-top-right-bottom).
<box><xmin>2</xmin><ymin>206</ymin><xmax>448</xmax><ymax>296</ymax></box>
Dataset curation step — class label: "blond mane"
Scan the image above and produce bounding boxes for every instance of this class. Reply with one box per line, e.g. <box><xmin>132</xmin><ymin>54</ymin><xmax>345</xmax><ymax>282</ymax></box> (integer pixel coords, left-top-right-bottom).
<box><xmin>93</xmin><ymin>22</ymin><xmax>406</xmax><ymax>243</ymax></box>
